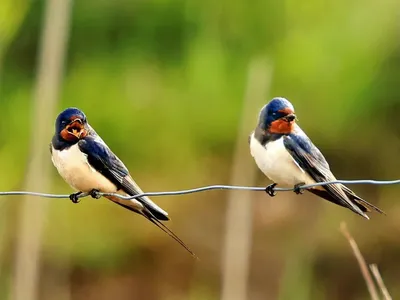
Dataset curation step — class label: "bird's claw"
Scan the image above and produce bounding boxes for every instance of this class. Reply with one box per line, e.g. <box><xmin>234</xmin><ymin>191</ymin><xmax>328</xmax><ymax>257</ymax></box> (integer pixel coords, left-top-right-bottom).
<box><xmin>265</xmin><ymin>183</ymin><xmax>277</xmax><ymax>197</ymax></box>
<box><xmin>293</xmin><ymin>182</ymin><xmax>305</xmax><ymax>195</ymax></box>
<box><xmin>89</xmin><ymin>189</ymin><xmax>101</xmax><ymax>199</ymax></box>
<box><xmin>69</xmin><ymin>192</ymin><xmax>82</xmax><ymax>203</ymax></box>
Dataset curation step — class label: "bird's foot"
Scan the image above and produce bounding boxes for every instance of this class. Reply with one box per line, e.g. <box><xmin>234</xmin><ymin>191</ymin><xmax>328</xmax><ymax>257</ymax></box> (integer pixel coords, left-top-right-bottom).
<box><xmin>89</xmin><ymin>189</ymin><xmax>102</xmax><ymax>199</ymax></box>
<box><xmin>265</xmin><ymin>183</ymin><xmax>278</xmax><ymax>197</ymax></box>
<box><xmin>293</xmin><ymin>182</ymin><xmax>306</xmax><ymax>195</ymax></box>
<box><xmin>69</xmin><ymin>191</ymin><xmax>83</xmax><ymax>203</ymax></box>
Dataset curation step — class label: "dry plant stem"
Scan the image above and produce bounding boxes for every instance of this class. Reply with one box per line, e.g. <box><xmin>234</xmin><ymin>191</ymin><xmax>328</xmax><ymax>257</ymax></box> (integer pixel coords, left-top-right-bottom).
<box><xmin>11</xmin><ymin>0</ymin><xmax>73</xmax><ymax>299</ymax></box>
<box><xmin>221</xmin><ymin>59</ymin><xmax>272</xmax><ymax>300</ymax></box>
<box><xmin>370</xmin><ymin>264</ymin><xmax>392</xmax><ymax>300</ymax></box>
<box><xmin>340</xmin><ymin>222</ymin><xmax>380</xmax><ymax>300</ymax></box>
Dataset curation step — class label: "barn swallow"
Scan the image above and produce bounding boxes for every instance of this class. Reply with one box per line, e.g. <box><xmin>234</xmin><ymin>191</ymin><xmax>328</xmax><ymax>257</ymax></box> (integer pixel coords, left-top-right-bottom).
<box><xmin>249</xmin><ymin>97</ymin><xmax>384</xmax><ymax>219</ymax></box>
<box><xmin>50</xmin><ymin>107</ymin><xmax>196</xmax><ymax>257</ymax></box>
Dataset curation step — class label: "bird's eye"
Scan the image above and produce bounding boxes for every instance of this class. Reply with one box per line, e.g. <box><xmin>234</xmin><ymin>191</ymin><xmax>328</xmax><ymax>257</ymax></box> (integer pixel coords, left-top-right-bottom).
<box><xmin>272</xmin><ymin>112</ymin><xmax>277</xmax><ymax>116</ymax></box>
<box><xmin>61</xmin><ymin>120</ymin><xmax>67</xmax><ymax>125</ymax></box>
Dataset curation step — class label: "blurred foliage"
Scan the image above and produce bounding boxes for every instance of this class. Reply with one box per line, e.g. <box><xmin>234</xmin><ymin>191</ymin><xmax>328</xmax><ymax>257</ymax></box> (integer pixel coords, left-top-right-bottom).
<box><xmin>1</xmin><ymin>0</ymin><xmax>400</xmax><ymax>299</ymax></box>
<box><xmin>0</xmin><ymin>0</ymin><xmax>30</xmax><ymax>60</ymax></box>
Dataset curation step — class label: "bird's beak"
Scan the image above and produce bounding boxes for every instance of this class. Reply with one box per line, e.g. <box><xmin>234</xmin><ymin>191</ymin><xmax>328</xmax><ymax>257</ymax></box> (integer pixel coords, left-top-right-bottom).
<box><xmin>66</xmin><ymin>118</ymin><xmax>85</xmax><ymax>138</ymax></box>
<box><xmin>283</xmin><ymin>113</ymin><xmax>297</xmax><ymax>122</ymax></box>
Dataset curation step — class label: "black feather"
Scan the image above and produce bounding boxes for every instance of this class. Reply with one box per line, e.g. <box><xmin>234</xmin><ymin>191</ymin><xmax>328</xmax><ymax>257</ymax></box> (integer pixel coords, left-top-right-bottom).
<box><xmin>283</xmin><ymin>129</ymin><xmax>375</xmax><ymax>218</ymax></box>
<box><xmin>113</xmin><ymin>201</ymin><xmax>197</xmax><ymax>258</ymax></box>
<box><xmin>78</xmin><ymin>135</ymin><xmax>169</xmax><ymax>221</ymax></box>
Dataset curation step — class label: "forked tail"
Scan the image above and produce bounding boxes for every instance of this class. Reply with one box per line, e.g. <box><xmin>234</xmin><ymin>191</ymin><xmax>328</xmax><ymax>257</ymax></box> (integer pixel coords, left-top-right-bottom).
<box><xmin>108</xmin><ymin>196</ymin><xmax>197</xmax><ymax>258</ymax></box>
<box><xmin>142</xmin><ymin>210</ymin><xmax>198</xmax><ymax>259</ymax></box>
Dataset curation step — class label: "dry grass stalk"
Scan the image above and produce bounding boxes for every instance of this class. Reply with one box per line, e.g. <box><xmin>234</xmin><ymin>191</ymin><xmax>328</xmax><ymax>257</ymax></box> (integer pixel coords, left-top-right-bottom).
<box><xmin>11</xmin><ymin>0</ymin><xmax>72</xmax><ymax>299</ymax></box>
<box><xmin>369</xmin><ymin>264</ymin><xmax>392</xmax><ymax>300</ymax></box>
<box><xmin>340</xmin><ymin>222</ymin><xmax>380</xmax><ymax>300</ymax></box>
<box><xmin>221</xmin><ymin>58</ymin><xmax>272</xmax><ymax>300</ymax></box>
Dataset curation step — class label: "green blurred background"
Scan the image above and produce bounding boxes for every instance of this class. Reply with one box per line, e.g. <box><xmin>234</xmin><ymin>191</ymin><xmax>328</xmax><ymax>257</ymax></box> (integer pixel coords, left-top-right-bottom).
<box><xmin>1</xmin><ymin>0</ymin><xmax>400</xmax><ymax>299</ymax></box>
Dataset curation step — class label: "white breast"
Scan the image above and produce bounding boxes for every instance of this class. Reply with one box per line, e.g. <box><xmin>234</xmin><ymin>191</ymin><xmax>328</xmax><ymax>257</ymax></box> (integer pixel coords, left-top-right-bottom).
<box><xmin>51</xmin><ymin>144</ymin><xmax>117</xmax><ymax>193</ymax></box>
<box><xmin>249</xmin><ymin>133</ymin><xmax>315</xmax><ymax>187</ymax></box>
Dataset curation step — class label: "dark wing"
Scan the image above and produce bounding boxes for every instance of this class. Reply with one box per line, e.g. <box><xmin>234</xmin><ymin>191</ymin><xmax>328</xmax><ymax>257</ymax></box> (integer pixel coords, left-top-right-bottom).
<box><xmin>283</xmin><ymin>132</ymin><xmax>368</xmax><ymax>218</ymax></box>
<box><xmin>79</xmin><ymin>136</ymin><xmax>197</xmax><ymax>257</ymax></box>
<box><xmin>78</xmin><ymin>136</ymin><xmax>169</xmax><ymax>220</ymax></box>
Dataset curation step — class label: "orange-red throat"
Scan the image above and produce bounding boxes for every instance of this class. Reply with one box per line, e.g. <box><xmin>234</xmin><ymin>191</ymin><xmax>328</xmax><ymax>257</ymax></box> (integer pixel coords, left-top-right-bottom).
<box><xmin>60</xmin><ymin>116</ymin><xmax>88</xmax><ymax>142</ymax></box>
<box><xmin>269</xmin><ymin>108</ymin><xmax>297</xmax><ymax>134</ymax></box>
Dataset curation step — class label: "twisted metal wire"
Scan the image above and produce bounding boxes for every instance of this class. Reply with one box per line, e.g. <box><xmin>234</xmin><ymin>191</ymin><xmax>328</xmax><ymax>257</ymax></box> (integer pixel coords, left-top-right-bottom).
<box><xmin>0</xmin><ymin>179</ymin><xmax>398</xmax><ymax>200</ymax></box>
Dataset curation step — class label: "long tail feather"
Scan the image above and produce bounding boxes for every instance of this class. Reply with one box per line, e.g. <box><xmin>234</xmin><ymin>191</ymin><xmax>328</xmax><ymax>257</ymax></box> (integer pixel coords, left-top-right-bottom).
<box><xmin>341</xmin><ymin>185</ymin><xmax>385</xmax><ymax>215</ymax></box>
<box><xmin>308</xmin><ymin>184</ymin><xmax>385</xmax><ymax>219</ymax></box>
<box><xmin>307</xmin><ymin>189</ymin><xmax>369</xmax><ymax>219</ymax></box>
<box><xmin>107</xmin><ymin>196</ymin><xmax>197</xmax><ymax>258</ymax></box>
<box><xmin>142</xmin><ymin>210</ymin><xmax>198</xmax><ymax>259</ymax></box>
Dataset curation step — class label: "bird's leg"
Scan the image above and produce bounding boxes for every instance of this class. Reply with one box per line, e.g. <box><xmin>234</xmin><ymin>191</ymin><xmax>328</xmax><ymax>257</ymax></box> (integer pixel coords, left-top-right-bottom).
<box><xmin>89</xmin><ymin>189</ymin><xmax>102</xmax><ymax>199</ymax></box>
<box><xmin>69</xmin><ymin>191</ymin><xmax>83</xmax><ymax>203</ymax></box>
<box><xmin>265</xmin><ymin>183</ymin><xmax>277</xmax><ymax>197</ymax></box>
<box><xmin>293</xmin><ymin>182</ymin><xmax>306</xmax><ymax>195</ymax></box>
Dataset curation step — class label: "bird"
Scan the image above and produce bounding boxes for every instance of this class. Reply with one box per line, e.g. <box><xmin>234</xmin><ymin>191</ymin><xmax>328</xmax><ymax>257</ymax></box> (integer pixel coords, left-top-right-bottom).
<box><xmin>249</xmin><ymin>97</ymin><xmax>384</xmax><ymax>219</ymax></box>
<box><xmin>50</xmin><ymin>107</ymin><xmax>196</xmax><ymax>257</ymax></box>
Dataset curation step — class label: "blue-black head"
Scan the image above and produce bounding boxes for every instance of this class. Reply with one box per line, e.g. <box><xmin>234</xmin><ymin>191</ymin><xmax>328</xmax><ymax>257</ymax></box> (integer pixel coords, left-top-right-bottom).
<box><xmin>55</xmin><ymin>107</ymin><xmax>89</xmax><ymax>143</ymax></box>
<box><xmin>258</xmin><ymin>97</ymin><xmax>297</xmax><ymax>134</ymax></box>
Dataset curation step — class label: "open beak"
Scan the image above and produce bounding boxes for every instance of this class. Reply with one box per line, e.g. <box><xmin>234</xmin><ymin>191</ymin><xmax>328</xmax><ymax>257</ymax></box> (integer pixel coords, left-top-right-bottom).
<box><xmin>66</xmin><ymin>118</ymin><xmax>84</xmax><ymax>138</ymax></box>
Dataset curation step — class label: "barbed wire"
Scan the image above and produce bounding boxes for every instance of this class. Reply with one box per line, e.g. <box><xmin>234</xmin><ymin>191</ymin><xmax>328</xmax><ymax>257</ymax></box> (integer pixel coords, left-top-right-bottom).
<box><xmin>0</xmin><ymin>179</ymin><xmax>399</xmax><ymax>201</ymax></box>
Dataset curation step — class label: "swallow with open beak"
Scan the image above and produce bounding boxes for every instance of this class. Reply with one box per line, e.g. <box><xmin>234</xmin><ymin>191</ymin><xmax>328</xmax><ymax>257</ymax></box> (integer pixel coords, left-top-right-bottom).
<box><xmin>249</xmin><ymin>97</ymin><xmax>384</xmax><ymax>219</ymax></box>
<box><xmin>50</xmin><ymin>107</ymin><xmax>196</xmax><ymax>257</ymax></box>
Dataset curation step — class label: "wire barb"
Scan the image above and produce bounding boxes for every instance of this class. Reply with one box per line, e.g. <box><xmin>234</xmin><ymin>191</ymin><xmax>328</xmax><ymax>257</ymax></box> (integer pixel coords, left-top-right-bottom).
<box><xmin>0</xmin><ymin>179</ymin><xmax>399</xmax><ymax>200</ymax></box>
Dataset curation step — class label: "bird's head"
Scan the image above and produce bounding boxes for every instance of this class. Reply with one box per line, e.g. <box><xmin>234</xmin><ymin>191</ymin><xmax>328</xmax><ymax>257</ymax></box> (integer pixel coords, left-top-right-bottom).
<box><xmin>55</xmin><ymin>107</ymin><xmax>89</xmax><ymax>143</ymax></box>
<box><xmin>258</xmin><ymin>97</ymin><xmax>297</xmax><ymax>134</ymax></box>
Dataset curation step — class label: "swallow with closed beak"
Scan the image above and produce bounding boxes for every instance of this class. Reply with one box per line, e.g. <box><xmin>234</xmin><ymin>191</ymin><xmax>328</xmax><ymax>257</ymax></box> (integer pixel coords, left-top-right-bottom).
<box><xmin>249</xmin><ymin>97</ymin><xmax>384</xmax><ymax>219</ymax></box>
